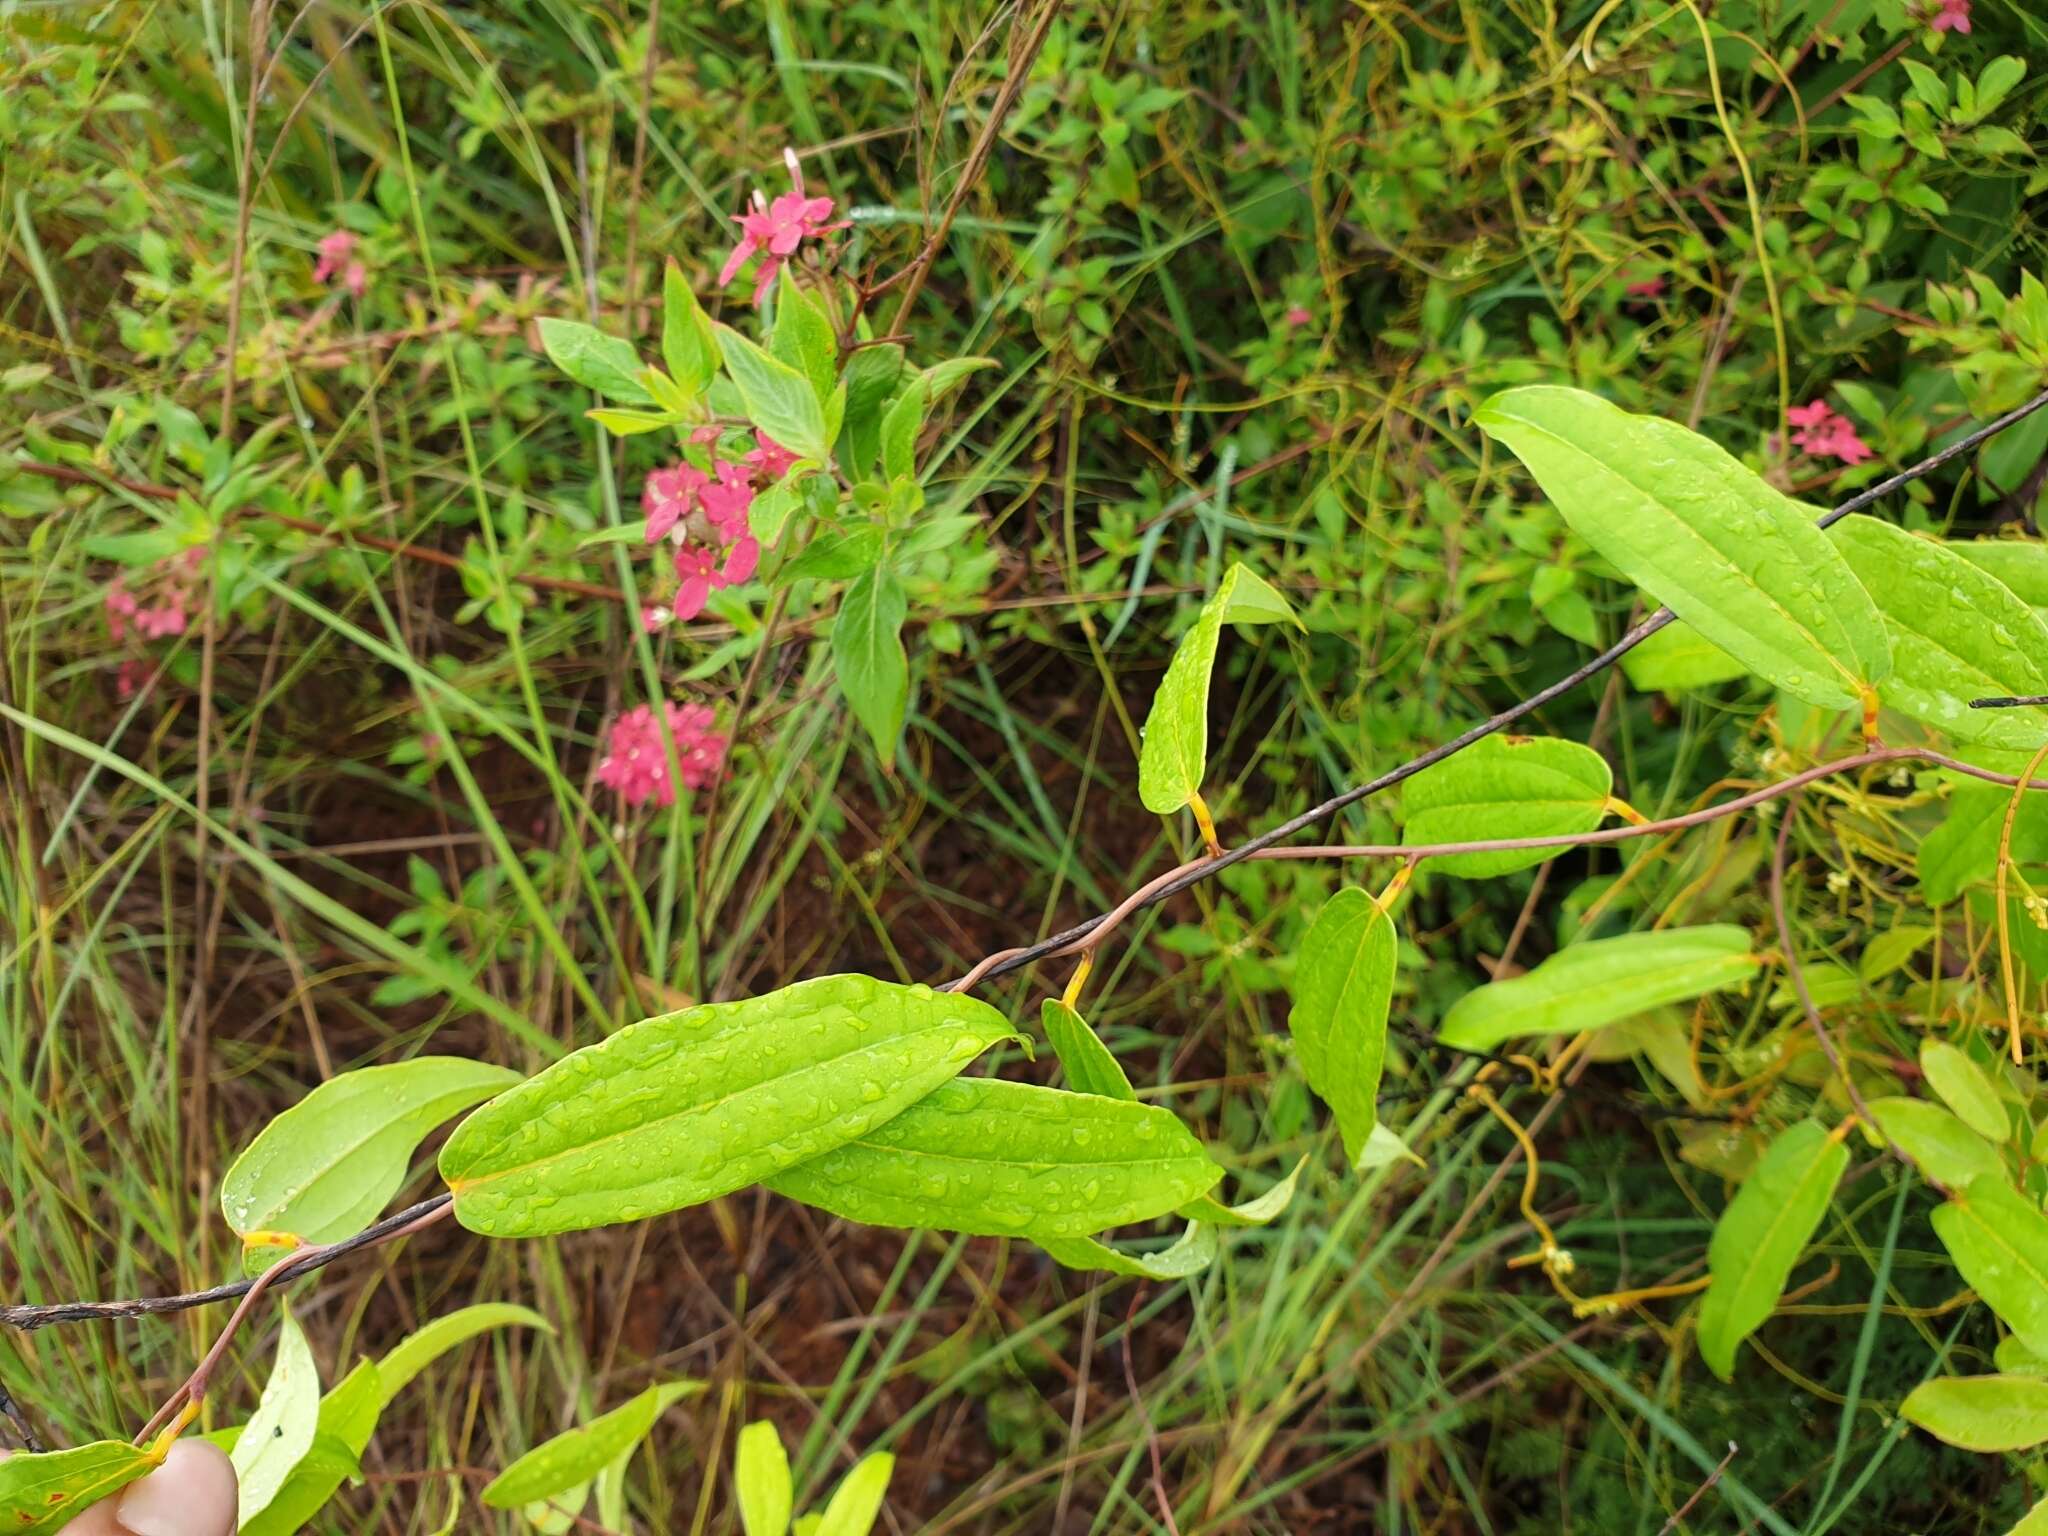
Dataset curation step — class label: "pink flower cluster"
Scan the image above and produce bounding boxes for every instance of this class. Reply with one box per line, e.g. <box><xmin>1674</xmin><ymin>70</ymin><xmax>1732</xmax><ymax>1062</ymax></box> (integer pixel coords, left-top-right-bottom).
<box><xmin>1931</xmin><ymin>0</ymin><xmax>1970</xmax><ymax>31</ymax></box>
<box><xmin>105</xmin><ymin>581</ymin><xmax>187</xmax><ymax>642</ymax></box>
<box><xmin>1624</xmin><ymin>275</ymin><xmax>1667</xmax><ymax>300</ymax></box>
<box><xmin>313</xmin><ymin>230</ymin><xmax>368</xmax><ymax>299</ymax></box>
<box><xmin>1788</xmin><ymin>399</ymin><xmax>1874</xmax><ymax>465</ymax></box>
<box><xmin>718</xmin><ymin>171</ymin><xmax>846</xmax><ymax>307</ymax></box>
<box><xmin>639</xmin><ymin>431</ymin><xmax>800</xmax><ymax>624</ymax></box>
<box><xmin>594</xmin><ymin>701</ymin><xmax>728</xmax><ymax>807</ymax></box>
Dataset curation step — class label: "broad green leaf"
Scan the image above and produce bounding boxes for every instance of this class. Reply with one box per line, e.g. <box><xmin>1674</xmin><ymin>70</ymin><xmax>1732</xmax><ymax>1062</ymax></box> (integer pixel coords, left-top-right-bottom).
<box><xmin>771</xmin><ymin>266</ymin><xmax>837</xmax><ymax>407</ymax></box>
<box><xmin>1287</xmin><ymin>888</ymin><xmax>1394</xmax><ymax>1163</ymax></box>
<box><xmin>1040</xmin><ymin>999</ymin><xmax>1134</xmax><ymax>1100</ymax></box>
<box><xmin>2002</xmin><ymin>1494</ymin><xmax>2048</xmax><ymax>1536</ymax></box>
<box><xmin>1438</xmin><ymin>926</ymin><xmax>1758</xmax><ymax>1052</ymax></box>
<box><xmin>764</xmin><ymin>1078</ymin><xmax>1223</xmax><ymax>1239</ymax></box>
<box><xmin>716</xmin><ymin>324</ymin><xmax>830</xmax><ymax>461</ymax></box>
<box><xmin>1138</xmin><ymin>564</ymin><xmax>1299</xmax><ymax>815</ymax></box>
<box><xmin>1901</xmin><ymin>1374</ymin><xmax>2048</xmax><ymax>1451</ymax></box>
<box><xmin>1865</xmin><ymin>1097</ymin><xmax>2000</xmax><ymax>1189</ymax></box>
<box><xmin>1950</xmin><ymin>538</ymin><xmax>2048</xmax><ymax>619</ymax></box>
<box><xmin>662</xmin><ymin>263</ymin><xmax>719</xmax><ymax>397</ymax></box>
<box><xmin>1180</xmin><ymin>1155</ymin><xmax>1307</xmax><ymax>1227</ymax></box>
<box><xmin>1920</xmin><ymin>1040</ymin><xmax>2008</xmax><ymax>1140</ymax></box>
<box><xmin>1618</xmin><ymin>623</ymin><xmax>1748</xmax><ymax>693</ymax></box>
<box><xmin>1401</xmin><ymin>736</ymin><xmax>1614</xmax><ymax>877</ymax></box>
<box><xmin>0</xmin><ymin>1441</ymin><xmax>155</xmax><ymax>1535</ymax></box>
<box><xmin>482</xmin><ymin>1381</ymin><xmax>703</xmax><ymax>1508</ymax></box>
<box><xmin>1696</xmin><ymin>1120</ymin><xmax>1848</xmax><ymax>1380</ymax></box>
<box><xmin>441</xmin><ymin>976</ymin><xmax>1015</xmax><ymax>1237</ymax></box>
<box><xmin>1476</xmin><ymin>385</ymin><xmax>1890</xmax><ymax>711</ymax></box>
<box><xmin>1919</xmin><ymin>779</ymin><xmax>2048</xmax><ymax>905</ymax></box>
<box><xmin>832</xmin><ymin>566</ymin><xmax>909</xmax><ymax>765</ymax></box>
<box><xmin>880</xmin><ymin>378</ymin><xmax>927</xmax><ymax>483</ymax></box>
<box><xmin>1831</xmin><ymin>516</ymin><xmax>2048</xmax><ymax>749</ymax></box>
<box><xmin>537</xmin><ymin>318</ymin><xmax>653</xmax><ymax>404</ymax></box>
<box><xmin>1933</xmin><ymin>1175</ymin><xmax>2048</xmax><ymax>1356</ymax></box>
<box><xmin>233</xmin><ymin>1310</ymin><xmax>323</xmax><ymax>1526</ymax></box>
<box><xmin>222</xmin><ymin>1057</ymin><xmax>519</xmax><ymax>1267</ymax></box>
<box><xmin>376</xmin><ymin>1302</ymin><xmax>552</xmax><ymax>1409</ymax></box>
<box><xmin>736</xmin><ymin>1421</ymin><xmax>793</xmax><ymax>1536</ymax></box>
<box><xmin>1041</xmin><ymin>1221</ymin><xmax>1220</xmax><ymax>1279</ymax></box>
<box><xmin>838</xmin><ymin>344</ymin><xmax>905</xmax><ymax>480</ymax></box>
<box><xmin>814</xmin><ymin>1451</ymin><xmax>894</xmax><ymax>1536</ymax></box>
<box><xmin>236</xmin><ymin>1433</ymin><xmax>365</xmax><ymax>1536</ymax></box>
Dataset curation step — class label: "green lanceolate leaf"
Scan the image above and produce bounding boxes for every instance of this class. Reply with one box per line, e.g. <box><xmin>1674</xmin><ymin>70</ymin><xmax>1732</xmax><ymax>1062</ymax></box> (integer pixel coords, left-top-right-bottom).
<box><xmin>880</xmin><ymin>377</ymin><xmax>927</xmax><ymax>483</ymax></box>
<box><xmin>374</xmin><ymin>1302</ymin><xmax>552</xmax><ymax>1409</ymax></box>
<box><xmin>233</xmin><ymin>1309</ymin><xmax>323</xmax><ymax>1527</ymax></box>
<box><xmin>1287</xmin><ymin>888</ymin><xmax>1394</xmax><ymax>1164</ymax></box>
<box><xmin>1920</xmin><ymin>1040</ymin><xmax>2009</xmax><ymax>1141</ymax></box>
<box><xmin>482</xmin><ymin>1381</ymin><xmax>703</xmax><ymax>1508</ymax></box>
<box><xmin>1901</xmin><ymin>1374</ymin><xmax>2048</xmax><ymax>1452</ymax></box>
<box><xmin>1401</xmin><ymin>735</ymin><xmax>1614</xmax><ymax>877</ymax></box>
<box><xmin>221</xmin><ymin>1057</ymin><xmax>520</xmax><ymax>1265</ymax></box>
<box><xmin>440</xmin><ymin>976</ymin><xmax>1016</xmax><ymax>1237</ymax></box>
<box><xmin>1040</xmin><ymin>999</ymin><xmax>1135</xmax><ymax>1100</ymax></box>
<box><xmin>1696</xmin><ymin>1120</ymin><xmax>1848</xmax><ymax>1380</ymax></box>
<box><xmin>1041</xmin><ymin>1222</ymin><xmax>1221</xmax><ymax>1278</ymax></box>
<box><xmin>1137</xmin><ymin>563</ymin><xmax>1299</xmax><ymax>815</ymax></box>
<box><xmin>662</xmin><ymin>262</ymin><xmax>719</xmax><ymax>397</ymax></box>
<box><xmin>833</xmin><ymin>565</ymin><xmax>910</xmax><ymax>765</ymax></box>
<box><xmin>1438</xmin><ymin>925</ymin><xmax>1758</xmax><ymax>1052</ymax></box>
<box><xmin>717</xmin><ymin>324</ymin><xmax>830</xmax><ymax>461</ymax></box>
<box><xmin>764</xmin><ymin>1078</ymin><xmax>1223</xmax><ymax>1239</ymax></box>
<box><xmin>813</xmin><ymin>1452</ymin><xmax>895</xmax><ymax>1536</ymax></box>
<box><xmin>1180</xmin><ymin>1155</ymin><xmax>1307</xmax><ymax>1227</ymax></box>
<box><xmin>537</xmin><ymin>319</ymin><xmax>653</xmax><ymax>405</ymax></box>
<box><xmin>1618</xmin><ymin>623</ymin><xmax>1748</xmax><ymax>694</ymax></box>
<box><xmin>1475</xmin><ymin>385</ymin><xmax>1891</xmax><ymax>711</ymax></box>
<box><xmin>1933</xmin><ymin>1175</ymin><xmax>2048</xmax><ymax>1357</ymax></box>
<box><xmin>1919</xmin><ymin>779</ymin><xmax>2048</xmax><ymax>904</ymax></box>
<box><xmin>771</xmin><ymin>266</ymin><xmax>837</xmax><ymax>406</ymax></box>
<box><xmin>1831</xmin><ymin>515</ymin><xmax>2048</xmax><ymax>748</ymax></box>
<box><xmin>0</xmin><ymin>1441</ymin><xmax>156</xmax><ymax>1536</ymax></box>
<box><xmin>735</xmin><ymin>1421</ymin><xmax>793</xmax><ymax>1536</ymax></box>
<box><xmin>838</xmin><ymin>344</ymin><xmax>905</xmax><ymax>480</ymax></box>
<box><xmin>1864</xmin><ymin>1097</ymin><xmax>2000</xmax><ymax>1189</ymax></box>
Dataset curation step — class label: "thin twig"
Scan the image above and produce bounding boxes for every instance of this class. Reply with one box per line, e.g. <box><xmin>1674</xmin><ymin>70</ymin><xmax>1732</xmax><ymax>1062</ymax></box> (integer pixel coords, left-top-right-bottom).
<box><xmin>1656</xmin><ymin>1441</ymin><xmax>1738</xmax><ymax>1535</ymax></box>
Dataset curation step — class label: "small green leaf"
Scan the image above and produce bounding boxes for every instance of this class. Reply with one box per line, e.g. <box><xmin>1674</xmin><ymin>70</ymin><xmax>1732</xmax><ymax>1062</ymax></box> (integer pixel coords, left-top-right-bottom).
<box><xmin>1138</xmin><ymin>564</ymin><xmax>1299</xmax><ymax>815</ymax></box>
<box><xmin>234</xmin><ymin>1433</ymin><xmax>366</xmax><ymax>1536</ymax></box>
<box><xmin>221</xmin><ymin>1057</ymin><xmax>520</xmax><ymax>1267</ymax></box>
<box><xmin>586</xmin><ymin>407</ymin><xmax>677</xmax><ymax>436</ymax></box>
<box><xmin>375</xmin><ymin>1302</ymin><xmax>552</xmax><ymax>1409</ymax></box>
<box><xmin>771</xmin><ymin>266</ymin><xmax>837</xmax><ymax>407</ymax></box>
<box><xmin>1832</xmin><ymin>516</ymin><xmax>2048</xmax><ymax>749</ymax></box>
<box><xmin>1920</xmin><ymin>778</ymin><xmax>2048</xmax><ymax>905</ymax></box>
<box><xmin>537</xmin><ymin>318</ymin><xmax>653</xmax><ymax>404</ymax></box>
<box><xmin>838</xmin><ymin>344</ymin><xmax>905</xmax><ymax>480</ymax></box>
<box><xmin>814</xmin><ymin>1451</ymin><xmax>894</xmax><ymax>1536</ymax></box>
<box><xmin>1040</xmin><ymin>999</ymin><xmax>1135</xmax><ymax>1100</ymax></box>
<box><xmin>441</xmin><ymin>977</ymin><xmax>1014</xmax><ymax>1236</ymax></box>
<box><xmin>1438</xmin><ymin>926</ymin><xmax>1758</xmax><ymax>1052</ymax></box>
<box><xmin>662</xmin><ymin>263</ymin><xmax>719</xmax><ymax>396</ymax></box>
<box><xmin>2000</xmin><ymin>1335</ymin><xmax>2048</xmax><ymax>1375</ymax></box>
<box><xmin>0</xmin><ymin>1441</ymin><xmax>156</xmax><ymax>1536</ymax></box>
<box><xmin>736</xmin><ymin>1421</ymin><xmax>793</xmax><ymax>1536</ymax></box>
<box><xmin>922</xmin><ymin>356</ymin><xmax>997</xmax><ymax>399</ymax></box>
<box><xmin>1476</xmin><ymin>385</ymin><xmax>1891</xmax><ymax>711</ymax></box>
<box><xmin>1041</xmin><ymin>1222</ymin><xmax>1221</xmax><ymax>1278</ymax></box>
<box><xmin>1354</xmin><ymin>1120</ymin><xmax>1425</xmax><ymax>1171</ymax></box>
<box><xmin>716</xmin><ymin>324</ymin><xmax>830</xmax><ymax>462</ymax></box>
<box><xmin>786</xmin><ymin>527</ymin><xmax>884</xmax><ymax>583</ymax></box>
<box><xmin>832</xmin><ymin>566</ymin><xmax>909</xmax><ymax>765</ymax></box>
<box><xmin>880</xmin><ymin>378</ymin><xmax>927</xmax><ymax>483</ymax></box>
<box><xmin>1696</xmin><ymin>1120</ymin><xmax>1848</xmax><ymax>1380</ymax></box>
<box><xmin>1180</xmin><ymin>1156</ymin><xmax>1307</xmax><ymax>1227</ymax></box>
<box><xmin>1401</xmin><ymin>736</ymin><xmax>1614</xmax><ymax>877</ymax></box>
<box><xmin>1933</xmin><ymin>1176</ymin><xmax>2048</xmax><ymax>1356</ymax></box>
<box><xmin>484</xmin><ymin>1381</ymin><xmax>702</xmax><ymax>1508</ymax></box>
<box><xmin>1920</xmin><ymin>1040</ymin><xmax>2009</xmax><ymax>1140</ymax></box>
<box><xmin>1901</xmin><ymin>1374</ymin><xmax>2048</xmax><ymax>1452</ymax></box>
<box><xmin>233</xmin><ymin>1310</ymin><xmax>323</xmax><ymax>1526</ymax></box>
<box><xmin>1865</xmin><ymin>1097</ymin><xmax>2000</xmax><ymax>1189</ymax></box>
<box><xmin>1287</xmin><ymin>888</ymin><xmax>1394</xmax><ymax>1163</ymax></box>
<box><xmin>1618</xmin><ymin>623</ymin><xmax>1748</xmax><ymax>693</ymax></box>
<box><xmin>765</xmin><ymin>1078</ymin><xmax>1223</xmax><ymax>1239</ymax></box>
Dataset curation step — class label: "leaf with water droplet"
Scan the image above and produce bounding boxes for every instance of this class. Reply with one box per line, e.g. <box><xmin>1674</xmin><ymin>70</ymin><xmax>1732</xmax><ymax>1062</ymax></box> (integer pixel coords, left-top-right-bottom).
<box><xmin>440</xmin><ymin>977</ymin><xmax>1016</xmax><ymax>1237</ymax></box>
<box><xmin>1138</xmin><ymin>563</ymin><xmax>1301</xmax><ymax>816</ymax></box>
<box><xmin>1832</xmin><ymin>515</ymin><xmax>2048</xmax><ymax>749</ymax></box>
<box><xmin>1476</xmin><ymin>385</ymin><xmax>1891</xmax><ymax>711</ymax></box>
<box><xmin>765</xmin><ymin>1078</ymin><xmax>1222</xmax><ymax>1239</ymax></box>
<box><xmin>1438</xmin><ymin>925</ymin><xmax>1758</xmax><ymax>1052</ymax></box>
<box><xmin>1401</xmin><ymin>736</ymin><xmax>1614</xmax><ymax>877</ymax></box>
<box><xmin>220</xmin><ymin>1056</ymin><xmax>521</xmax><ymax>1271</ymax></box>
